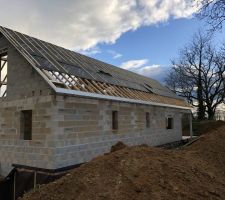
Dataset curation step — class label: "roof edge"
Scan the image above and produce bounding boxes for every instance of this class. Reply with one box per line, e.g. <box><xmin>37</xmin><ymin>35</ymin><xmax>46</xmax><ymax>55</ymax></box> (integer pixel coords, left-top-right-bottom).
<box><xmin>55</xmin><ymin>88</ymin><xmax>192</xmax><ymax>111</ymax></box>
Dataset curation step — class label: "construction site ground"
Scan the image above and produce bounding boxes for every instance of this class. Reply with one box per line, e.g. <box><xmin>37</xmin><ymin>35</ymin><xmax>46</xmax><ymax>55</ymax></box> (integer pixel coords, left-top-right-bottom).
<box><xmin>21</xmin><ymin>121</ymin><xmax>225</xmax><ymax>200</ymax></box>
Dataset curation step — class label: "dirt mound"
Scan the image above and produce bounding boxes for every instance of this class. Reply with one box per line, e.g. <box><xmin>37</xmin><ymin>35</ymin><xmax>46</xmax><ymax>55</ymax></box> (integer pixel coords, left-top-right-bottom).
<box><xmin>21</xmin><ymin>126</ymin><xmax>225</xmax><ymax>200</ymax></box>
<box><xmin>110</xmin><ymin>141</ymin><xmax>127</xmax><ymax>152</ymax></box>
<box><xmin>193</xmin><ymin>120</ymin><xmax>225</xmax><ymax>135</ymax></box>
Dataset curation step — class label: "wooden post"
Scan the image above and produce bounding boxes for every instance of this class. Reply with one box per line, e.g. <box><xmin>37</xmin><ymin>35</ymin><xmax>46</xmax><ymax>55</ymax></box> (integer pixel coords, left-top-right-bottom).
<box><xmin>34</xmin><ymin>171</ymin><xmax>37</xmax><ymax>189</ymax></box>
<box><xmin>13</xmin><ymin>171</ymin><xmax>16</xmax><ymax>200</ymax></box>
<box><xmin>190</xmin><ymin>112</ymin><xmax>193</xmax><ymax>138</ymax></box>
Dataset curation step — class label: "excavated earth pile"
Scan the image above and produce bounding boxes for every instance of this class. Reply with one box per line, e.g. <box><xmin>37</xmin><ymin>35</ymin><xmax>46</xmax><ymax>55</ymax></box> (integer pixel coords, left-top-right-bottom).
<box><xmin>21</xmin><ymin>125</ymin><xmax>225</xmax><ymax>200</ymax></box>
<box><xmin>192</xmin><ymin>120</ymin><xmax>225</xmax><ymax>136</ymax></box>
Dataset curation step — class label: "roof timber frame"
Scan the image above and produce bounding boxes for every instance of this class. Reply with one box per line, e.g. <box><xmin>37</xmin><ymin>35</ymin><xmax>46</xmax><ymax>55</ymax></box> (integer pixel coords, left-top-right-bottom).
<box><xmin>0</xmin><ymin>26</ymin><xmax>180</xmax><ymax>98</ymax></box>
<box><xmin>43</xmin><ymin>69</ymin><xmax>191</xmax><ymax>110</ymax></box>
<box><xmin>0</xmin><ymin>53</ymin><xmax>7</xmax><ymax>97</ymax></box>
<box><xmin>0</xmin><ymin>26</ymin><xmax>191</xmax><ymax>110</ymax></box>
<box><xmin>2</xmin><ymin>27</ymin><xmax>128</xmax><ymax>89</ymax></box>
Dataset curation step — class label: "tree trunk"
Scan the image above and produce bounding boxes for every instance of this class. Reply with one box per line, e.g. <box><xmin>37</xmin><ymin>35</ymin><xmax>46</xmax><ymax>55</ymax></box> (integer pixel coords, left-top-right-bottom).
<box><xmin>197</xmin><ymin>69</ymin><xmax>205</xmax><ymax>120</ymax></box>
<box><xmin>197</xmin><ymin>103</ymin><xmax>205</xmax><ymax>120</ymax></box>
<box><xmin>207</xmin><ymin>107</ymin><xmax>215</xmax><ymax>120</ymax></box>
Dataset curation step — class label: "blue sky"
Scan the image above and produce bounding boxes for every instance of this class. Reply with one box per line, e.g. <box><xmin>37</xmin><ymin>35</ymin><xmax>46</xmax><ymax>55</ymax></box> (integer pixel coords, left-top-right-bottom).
<box><xmin>94</xmin><ymin>18</ymin><xmax>203</xmax><ymax>65</ymax></box>
<box><xmin>88</xmin><ymin>17</ymin><xmax>225</xmax><ymax>82</ymax></box>
<box><xmin>0</xmin><ymin>0</ymin><xmax>224</xmax><ymax>83</ymax></box>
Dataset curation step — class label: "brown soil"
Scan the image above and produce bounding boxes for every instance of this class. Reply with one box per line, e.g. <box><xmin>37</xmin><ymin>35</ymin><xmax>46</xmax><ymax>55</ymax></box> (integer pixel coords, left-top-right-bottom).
<box><xmin>193</xmin><ymin>120</ymin><xmax>225</xmax><ymax>136</ymax></box>
<box><xmin>182</xmin><ymin>120</ymin><xmax>225</xmax><ymax>136</ymax></box>
<box><xmin>21</xmin><ymin>125</ymin><xmax>225</xmax><ymax>200</ymax></box>
<box><xmin>110</xmin><ymin>141</ymin><xmax>127</xmax><ymax>152</ymax></box>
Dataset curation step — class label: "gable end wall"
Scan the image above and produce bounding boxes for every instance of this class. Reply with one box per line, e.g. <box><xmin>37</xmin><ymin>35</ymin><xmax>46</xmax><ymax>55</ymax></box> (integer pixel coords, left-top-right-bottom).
<box><xmin>0</xmin><ymin>34</ymin><xmax>53</xmax><ymax>100</ymax></box>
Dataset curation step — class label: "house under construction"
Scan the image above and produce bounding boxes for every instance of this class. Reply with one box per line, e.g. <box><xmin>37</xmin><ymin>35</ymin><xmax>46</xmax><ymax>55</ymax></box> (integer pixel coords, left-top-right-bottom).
<box><xmin>0</xmin><ymin>26</ymin><xmax>192</xmax><ymax>176</ymax></box>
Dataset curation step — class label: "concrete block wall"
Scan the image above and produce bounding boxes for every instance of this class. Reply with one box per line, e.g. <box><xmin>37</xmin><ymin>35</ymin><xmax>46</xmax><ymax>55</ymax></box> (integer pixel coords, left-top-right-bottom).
<box><xmin>0</xmin><ymin>34</ymin><xmax>52</xmax><ymax>100</ymax></box>
<box><xmin>0</xmin><ymin>93</ymin><xmax>185</xmax><ymax>176</ymax></box>
<box><xmin>52</xmin><ymin>95</ymin><xmax>185</xmax><ymax>169</ymax></box>
<box><xmin>0</xmin><ymin>96</ymin><xmax>57</xmax><ymax>176</ymax></box>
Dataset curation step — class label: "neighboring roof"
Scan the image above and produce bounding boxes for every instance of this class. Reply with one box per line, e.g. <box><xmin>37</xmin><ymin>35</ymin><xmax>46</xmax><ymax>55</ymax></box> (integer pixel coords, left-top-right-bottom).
<box><xmin>0</xmin><ymin>26</ymin><xmax>191</xmax><ymax>110</ymax></box>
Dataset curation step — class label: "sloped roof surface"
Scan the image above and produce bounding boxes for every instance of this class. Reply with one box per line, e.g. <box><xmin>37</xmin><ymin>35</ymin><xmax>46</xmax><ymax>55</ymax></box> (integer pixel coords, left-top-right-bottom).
<box><xmin>0</xmin><ymin>26</ymin><xmax>179</xmax><ymax>99</ymax></box>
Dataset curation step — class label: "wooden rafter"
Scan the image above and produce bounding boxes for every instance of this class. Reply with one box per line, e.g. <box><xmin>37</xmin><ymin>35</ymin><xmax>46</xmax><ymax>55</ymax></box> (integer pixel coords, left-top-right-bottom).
<box><xmin>0</xmin><ymin>54</ymin><xmax>7</xmax><ymax>98</ymax></box>
<box><xmin>41</xmin><ymin>69</ymin><xmax>190</xmax><ymax>108</ymax></box>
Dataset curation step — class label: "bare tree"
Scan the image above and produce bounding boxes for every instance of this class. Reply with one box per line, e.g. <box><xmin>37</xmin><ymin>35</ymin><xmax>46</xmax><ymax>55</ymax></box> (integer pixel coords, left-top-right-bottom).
<box><xmin>165</xmin><ymin>32</ymin><xmax>225</xmax><ymax>120</ymax></box>
<box><xmin>196</xmin><ymin>0</ymin><xmax>225</xmax><ymax>31</ymax></box>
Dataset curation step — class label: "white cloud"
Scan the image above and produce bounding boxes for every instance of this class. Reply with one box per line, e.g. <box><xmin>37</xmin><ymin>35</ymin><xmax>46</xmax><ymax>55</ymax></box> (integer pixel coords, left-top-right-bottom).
<box><xmin>77</xmin><ymin>46</ymin><xmax>101</xmax><ymax>56</ymax></box>
<box><xmin>107</xmin><ymin>50</ymin><xmax>122</xmax><ymax>59</ymax></box>
<box><xmin>137</xmin><ymin>64</ymin><xmax>163</xmax><ymax>76</ymax></box>
<box><xmin>120</xmin><ymin>59</ymin><xmax>148</xmax><ymax>70</ymax></box>
<box><xmin>0</xmin><ymin>0</ymin><xmax>198</xmax><ymax>50</ymax></box>
<box><xmin>120</xmin><ymin>59</ymin><xmax>169</xmax><ymax>82</ymax></box>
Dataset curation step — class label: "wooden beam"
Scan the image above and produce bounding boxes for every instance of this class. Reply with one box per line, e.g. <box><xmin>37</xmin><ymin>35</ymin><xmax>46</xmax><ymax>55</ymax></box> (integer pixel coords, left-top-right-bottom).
<box><xmin>51</xmin><ymin>72</ymin><xmax>70</xmax><ymax>89</ymax></box>
<box><xmin>103</xmin><ymin>83</ymin><xmax>117</xmax><ymax>96</ymax></box>
<box><xmin>1</xmin><ymin>75</ymin><xmax>7</xmax><ymax>83</ymax></box>
<box><xmin>91</xmin><ymin>80</ymin><xmax>105</xmax><ymax>94</ymax></box>
<box><xmin>76</xmin><ymin>77</ymin><xmax>90</xmax><ymax>92</ymax></box>
<box><xmin>126</xmin><ymin>88</ymin><xmax>140</xmax><ymax>99</ymax></box>
<box><xmin>95</xmin><ymin>81</ymin><xmax>107</xmax><ymax>93</ymax></box>
<box><xmin>2</xmin><ymin>90</ymin><xmax>6</xmax><ymax>97</ymax></box>
<box><xmin>85</xmin><ymin>79</ymin><xmax>100</xmax><ymax>93</ymax></box>
<box><xmin>42</xmin><ymin>70</ymin><xmax>58</xmax><ymax>81</ymax></box>
<box><xmin>117</xmin><ymin>86</ymin><xmax>131</xmax><ymax>98</ymax></box>
<box><xmin>112</xmin><ymin>85</ymin><xmax>127</xmax><ymax>97</ymax></box>
<box><xmin>82</xmin><ymin>79</ymin><xmax>97</xmax><ymax>93</ymax></box>
<box><xmin>0</xmin><ymin>58</ymin><xmax>7</xmax><ymax>62</ymax></box>
<box><xmin>190</xmin><ymin>113</ymin><xmax>193</xmax><ymax>138</ymax></box>
<box><xmin>65</xmin><ymin>74</ymin><xmax>83</xmax><ymax>91</ymax></box>
<box><xmin>134</xmin><ymin>90</ymin><xmax>146</xmax><ymax>101</ymax></box>
<box><xmin>1</xmin><ymin>60</ymin><xmax>7</xmax><ymax>70</ymax></box>
<box><xmin>124</xmin><ymin>88</ymin><xmax>135</xmax><ymax>98</ymax></box>
<box><xmin>0</xmin><ymin>81</ymin><xmax>7</xmax><ymax>85</ymax></box>
<box><xmin>99</xmin><ymin>82</ymin><xmax>112</xmax><ymax>96</ymax></box>
<box><xmin>0</xmin><ymin>47</ymin><xmax>8</xmax><ymax>55</ymax></box>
